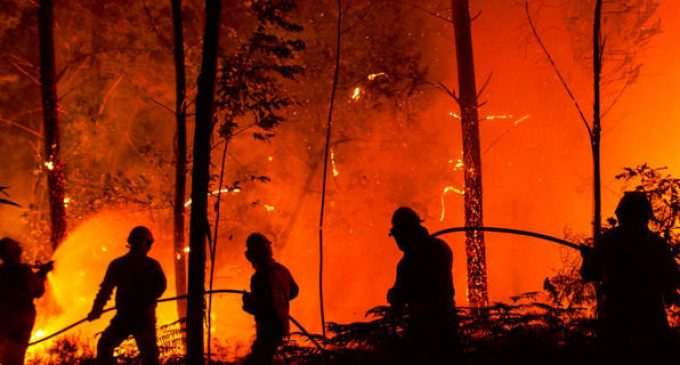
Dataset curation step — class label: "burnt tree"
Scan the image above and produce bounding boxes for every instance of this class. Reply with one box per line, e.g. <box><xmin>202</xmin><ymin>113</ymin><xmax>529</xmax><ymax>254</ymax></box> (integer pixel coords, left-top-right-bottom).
<box><xmin>170</xmin><ymin>0</ymin><xmax>188</xmax><ymax>322</ymax></box>
<box><xmin>451</xmin><ymin>0</ymin><xmax>489</xmax><ymax>308</ymax></box>
<box><xmin>186</xmin><ymin>0</ymin><xmax>221</xmax><ymax>364</ymax></box>
<box><xmin>38</xmin><ymin>0</ymin><xmax>67</xmax><ymax>251</ymax></box>
<box><xmin>591</xmin><ymin>0</ymin><xmax>603</xmax><ymax>244</ymax></box>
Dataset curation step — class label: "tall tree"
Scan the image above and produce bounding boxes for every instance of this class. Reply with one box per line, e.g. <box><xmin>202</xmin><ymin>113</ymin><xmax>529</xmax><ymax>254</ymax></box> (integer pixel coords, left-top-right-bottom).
<box><xmin>186</xmin><ymin>0</ymin><xmax>221</xmax><ymax>363</ymax></box>
<box><xmin>450</xmin><ymin>0</ymin><xmax>489</xmax><ymax>308</ymax></box>
<box><xmin>526</xmin><ymin>0</ymin><xmax>659</xmax><ymax>245</ymax></box>
<box><xmin>170</xmin><ymin>0</ymin><xmax>188</xmax><ymax>323</ymax></box>
<box><xmin>591</xmin><ymin>0</ymin><xmax>603</xmax><ymax>244</ymax></box>
<box><xmin>38</xmin><ymin>0</ymin><xmax>67</xmax><ymax>251</ymax></box>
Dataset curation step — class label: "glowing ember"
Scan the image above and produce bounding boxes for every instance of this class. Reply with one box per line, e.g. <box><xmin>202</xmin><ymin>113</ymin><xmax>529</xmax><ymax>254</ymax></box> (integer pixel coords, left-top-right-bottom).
<box><xmin>367</xmin><ymin>72</ymin><xmax>388</xmax><ymax>80</ymax></box>
<box><xmin>43</xmin><ymin>160</ymin><xmax>55</xmax><ymax>170</ymax></box>
<box><xmin>264</xmin><ymin>204</ymin><xmax>275</xmax><ymax>212</ymax></box>
<box><xmin>330</xmin><ymin>148</ymin><xmax>340</xmax><ymax>177</ymax></box>
<box><xmin>440</xmin><ymin>185</ymin><xmax>466</xmax><ymax>221</ymax></box>
<box><xmin>183</xmin><ymin>246</ymin><xmax>190</xmax><ymax>253</ymax></box>
<box><xmin>184</xmin><ymin>187</ymin><xmax>242</xmax><ymax>207</ymax></box>
<box><xmin>351</xmin><ymin>86</ymin><xmax>362</xmax><ymax>101</ymax></box>
<box><xmin>63</xmin><ymin>197</ymin><xmax>71</xmax><ymax>207</ymax></box>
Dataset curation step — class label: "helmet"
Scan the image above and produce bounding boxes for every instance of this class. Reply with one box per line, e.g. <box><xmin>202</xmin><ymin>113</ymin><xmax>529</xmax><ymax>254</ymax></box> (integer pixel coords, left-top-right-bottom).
<box><xmin>246</xmin><ymin>233</ymin><xmax>273</xmax><ymax>261</ymax></box>
<box><xmin>391</xmin><ymin>207</ymin><xmax>423</xmax><ymax>228</ymax></box>
<box><xmin>615</xmin><ymin>191</ymin><xmax>653</xmax><ymax>224</ymax></box>
<box><xmin>128</xmin><ymin>226</ymin><xmax>154</xmax><ymax>247</ymax></box>
<box><xmin>0</xmin><ymin>237</ymin><xmax>22</xmax><ymax>262</ymax></box>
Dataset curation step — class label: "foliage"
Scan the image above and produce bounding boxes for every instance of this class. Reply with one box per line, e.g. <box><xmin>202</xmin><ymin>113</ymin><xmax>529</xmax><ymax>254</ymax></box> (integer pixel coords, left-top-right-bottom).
<box><xmin>543</xmin><ymin>164</ymin><xmax>680</xmax><ymax>325</ymax></box>
<box><xmin>565</xmin><ymin>0</ymin><xmax>661</xmax><ymax>111</ymax></box>
<box><xmin>215</xmin><ymin>0</ymin><xmax>305</xmax><ymax>140</ymax></box>
<box><xmin>280</xmin><ymin>294</ymin><xmax>598</xmax><ymax>365</ymax></box>
<box><xmin>26</xmin><ymin>337</ymin><xmax>94</xmax><ymax>365</ymax></box>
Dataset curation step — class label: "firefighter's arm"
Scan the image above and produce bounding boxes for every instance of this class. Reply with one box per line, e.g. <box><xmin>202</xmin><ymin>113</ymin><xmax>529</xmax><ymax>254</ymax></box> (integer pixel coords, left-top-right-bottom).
<box><xmin>88</xmin><ymin>263</ymin><xmax>116</xmax><ymax>321</ymax></box>
<box><xmin>26</xmin><ymin>266</ymin><xmax>46</xmax><ymax>299</ymax></box>
<box><xmin>152</xmin><ymin>261</ymin><xmax>167</xmax><ymax>299</ymax></box>
<box><xmin>661</xmin><ymin>244</ymin><xmax>680</xmax><ymax>305</ymax></box>
<box><xmin>387</xmin><ymin>260</ymin><xmax>406</xmax><ymax>307</ymax></box>
<box><xmin>580</xmin><ymin>245</ymin><xmax>602</xmax><ymax>282</ymax></box>
<box><xmin>289</xmin><ymin>273</ymin><xmax>299</xmax><ymax>300</ymax></box>
<box><xmin>242</xmin><ymin>276</ymin><xmax>257</xmax><ymax>315</ymax></box>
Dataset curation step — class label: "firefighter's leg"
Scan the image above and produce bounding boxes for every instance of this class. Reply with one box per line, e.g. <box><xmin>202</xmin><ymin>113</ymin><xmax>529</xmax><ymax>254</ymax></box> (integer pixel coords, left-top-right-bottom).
<box><xmin>244</xmin><ymin>334</ymin><xmax>282</xmax><ymax>365</ymax></box>
<box><xmin>133</xmin><ymin>320</ymin><xmax>160</xmax><ymax>365</ymax></box>
<box><xmin>97</xmin><ymin>317</ymin><xmax>130</xmax><ymax>365</ymax></box>
<box><xmin>0</xmin><ymin>338</ymin><xmax>26</xmax><ymax>365</ymax></box>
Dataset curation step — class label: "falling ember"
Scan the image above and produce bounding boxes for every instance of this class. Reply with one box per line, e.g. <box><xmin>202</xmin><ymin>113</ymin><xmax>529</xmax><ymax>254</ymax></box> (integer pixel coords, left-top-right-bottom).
<box><xmin>440</xmin><ymin>185</ymin><xmax>465</xmax><ymax>221</ymax></box>
<box><xmin>351</xmin><ymin>86</ymin><xmax>362</xmax><ymax>102</ymax></box>
<box><xmin>330</xmin><ymin>148</ymin><xmax>340</xmax><ymax>177</ymax></box>
<box><xmin>449</xmin><ymin>111</ymin><xmax>461</xmax><ymax>119</ymax></box>
<box><xmin>183</xmin><ymin>246</ymin><xmax>191</xmax><ymax>253</ymax></box>
<box><xmin>63</xmin><ymin>197</ymin><xmax>71</xmax><ymax>207</ymax></box>
<box><xmin>263</xmin><ymin>204</ymin><xmax>275</xmax><ymax>212</ymax></box>
<box><xmin>43</xmin><ymin>160</ymin><xmax>55</xmax><ymax>170</ymax></box>
<box><xmin>513</xmin><ymin>114</ymin><xmax>530</xmax><ymax>126</ymax></box>
<box><xmin>184</xmin><ymin>187</ymin><xmax>241</xmax><ymax>207</ymax></box>
<box><xmin>367</xmin><ymin>72</ymin><xmax>388</xmax><ymax>80</ymax></box>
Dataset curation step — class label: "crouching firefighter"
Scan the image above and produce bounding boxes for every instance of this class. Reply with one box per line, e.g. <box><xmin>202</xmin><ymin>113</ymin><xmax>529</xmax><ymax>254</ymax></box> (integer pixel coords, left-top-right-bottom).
<box><xmin>242</xmin><ymin>233</ymin><xmax>299</xmax><ymax>365</ymax></box>
<box><xmin>0</xmin><ymin>238</ymin><xmax>52</xmax><ymax>365</ymax></box>
<box><xmin>88</xmin><ymin>226</ymin><xmax>166</xmax><ymax>365</ymax></box>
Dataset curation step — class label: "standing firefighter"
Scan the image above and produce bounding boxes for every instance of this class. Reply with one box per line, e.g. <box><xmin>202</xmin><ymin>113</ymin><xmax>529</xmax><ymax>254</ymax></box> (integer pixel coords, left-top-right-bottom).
<box><xmin>581</xmin><ymin>192</ymin><xmax>679</xmax><ymax>358</ymax></box>
<box><xmin>387</xmin><ymin>207</ymin><xmax>459</xmax><ymax>364</ymax></box>
<box><xmin>242</xmin><ymin>233</ymin><xmax>299</xmax><ymax>365</ymax></box>
<box><xmin>0</xmin><ymin>238</ymin><xmax>51</xmax><ymax>365</ymax></box>
<box><xmin>88</xmin><ymin>226</ymin><xmax>166</xmax><ymax>365</ymax></box>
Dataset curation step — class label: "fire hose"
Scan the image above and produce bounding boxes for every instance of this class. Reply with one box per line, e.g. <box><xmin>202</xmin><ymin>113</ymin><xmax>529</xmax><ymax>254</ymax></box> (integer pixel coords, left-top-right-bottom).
<box><xmin>29</xmin><ymin>227</ymin><xmax>582</xmax><ymax>350</ymax></box>
<box><xmin>431</xmin><ymin>226</ymin><xmax>583</xmax><ymax>251</ymax></box>
<box><xmin>28</xmin><ymin>289</ymin><xmax>325</xmax><ymax>352</ymax></box>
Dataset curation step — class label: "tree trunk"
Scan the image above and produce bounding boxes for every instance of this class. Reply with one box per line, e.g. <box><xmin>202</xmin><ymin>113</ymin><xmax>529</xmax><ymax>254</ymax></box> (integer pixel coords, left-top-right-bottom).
<box><xmin>451</xmin><ymin>0</ymin><xmax>489</xmax><ymax>308</ymax></box>
<box><xmin>186</xmin><ymin>1</ymin><xmax>221</xmax><ymax>364</ymax></box>
<box><xmin>38</xmin><ymin>0</ymin><xmax>66</xmax><ymax>252</ymax></box>
<box><xmin>170</xmin><ymin>0</ymin><xmax>188</xmax><ymax>324</ymax></box>
<box><xmin>592</xmin><ymin>0</ymin><xmax>603</xmax><ymax>243</ymax></box>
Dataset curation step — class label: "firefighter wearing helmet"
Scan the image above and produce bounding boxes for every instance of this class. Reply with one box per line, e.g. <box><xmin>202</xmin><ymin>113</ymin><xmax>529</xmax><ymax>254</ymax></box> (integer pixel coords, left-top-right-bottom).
<box><xmin>0</xmin><ymin>238</ymin><xmax>50</xmax><ymax>365</ymax></box>
<box><xmin>581</xmin><ymin>192</ymin><xmax>680</xmax><ymax>360</ymax></box>
<box><xmin>387</xmin><ymin>207</ymin><xmax>459</xmax><ymax>364</ymax></box>
<box><xmin>88</xmin><ymin>226</ymin><xmax>166</xmax><ymax>365</ymax></box>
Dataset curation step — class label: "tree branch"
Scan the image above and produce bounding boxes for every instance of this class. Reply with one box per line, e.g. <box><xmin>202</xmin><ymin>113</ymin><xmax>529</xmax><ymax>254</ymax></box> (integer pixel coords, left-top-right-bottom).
<box><xmin>525</xmin><ymin>0</ymin><xmax>591</xmax><ymax>137</ymax></box>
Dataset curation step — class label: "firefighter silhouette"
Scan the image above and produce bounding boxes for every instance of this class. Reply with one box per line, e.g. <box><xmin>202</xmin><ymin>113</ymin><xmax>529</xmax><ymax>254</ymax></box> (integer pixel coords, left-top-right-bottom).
<box><xmin>581</xmin><ymin>192</ymin><xmax>680</xmax><ymax>359</ymax></box>
<box><xmin>387</xmin><ymin>207</ymin><xmax>459</xmax><ymax>364</ymax></box>
<box><xmin>88</xmin><ymin>226</ymin><xmax>166</xmax><ymax>365</ymax></box>
<box><xmin>0</xmin><ymin>238</ymin><xmax>50</xmax><ymax>365</ymax></box>
<box><xmin>242</xmin><ymin>233</ymin><xmax>299</xmax><ymax>365</ymax></box>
